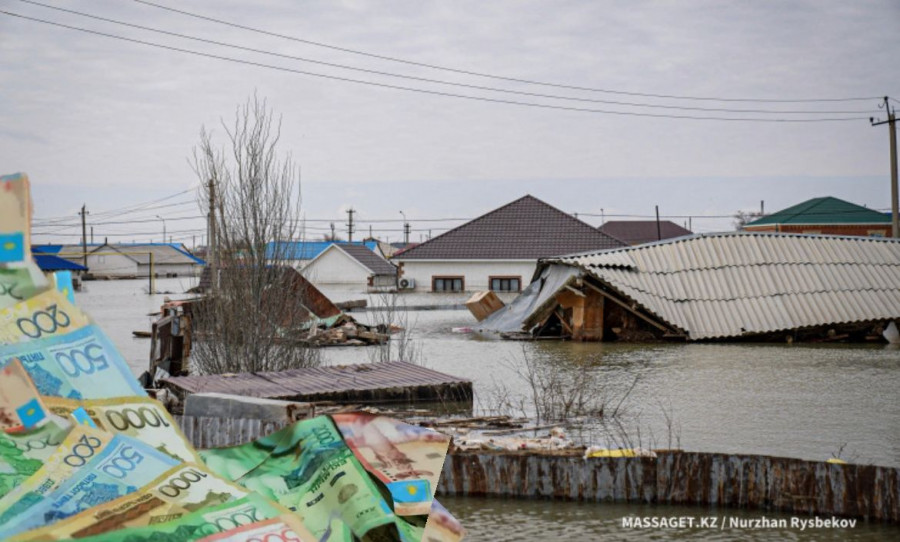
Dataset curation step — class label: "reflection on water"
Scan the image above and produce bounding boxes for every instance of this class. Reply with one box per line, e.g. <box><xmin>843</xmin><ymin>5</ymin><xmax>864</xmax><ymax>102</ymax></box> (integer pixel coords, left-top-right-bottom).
<box><xmin>439</xmin><ymin>496</ymin><xmax>898</xmax><ymax>541</ymax></box>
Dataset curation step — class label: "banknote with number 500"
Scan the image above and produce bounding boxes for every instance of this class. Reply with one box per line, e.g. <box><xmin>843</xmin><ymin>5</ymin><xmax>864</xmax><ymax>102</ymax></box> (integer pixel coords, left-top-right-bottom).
<box><xmin>0</xmin><ymin>324</ymin><xmax>145</xmax><ymax>399</ymax></box>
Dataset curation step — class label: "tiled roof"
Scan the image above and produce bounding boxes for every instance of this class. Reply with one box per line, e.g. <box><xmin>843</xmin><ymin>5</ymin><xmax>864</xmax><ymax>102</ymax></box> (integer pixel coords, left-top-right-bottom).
<box><xmin>599</xmin><ymin>220</ymin><xmax>692</xmax><ymax>245</ymax></box>
<box><xmin>394</xmin><ymin>195</ymin><xmax>625</xmax><ymax>260</ymax></box>
<box><xmin>266</xmin><ymin>241</ymin><xmax>379</xmax><ymax>261</ymax></box>
<box><xmin>336</xmin><ymin>244</ymin><xmax>397</xmax><ymax>276</ymax></box>
<box><xmin>746</xmin><ymin>196</ymin><xmax>890</xmax><ymax>226</ymax></box>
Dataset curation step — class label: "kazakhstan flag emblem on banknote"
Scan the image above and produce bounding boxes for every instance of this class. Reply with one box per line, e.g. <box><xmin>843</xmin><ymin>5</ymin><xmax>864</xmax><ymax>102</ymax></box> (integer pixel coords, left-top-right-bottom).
<box><xmin>0</xmin><ymin>233</ymin><xmax>24</xmax><ymax>263</ymax></box>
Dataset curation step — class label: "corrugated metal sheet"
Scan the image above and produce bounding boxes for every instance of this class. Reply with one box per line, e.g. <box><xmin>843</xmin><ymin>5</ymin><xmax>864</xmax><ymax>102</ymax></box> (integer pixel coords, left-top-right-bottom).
<box><xmin>549</xmin><ymin>232</ymin><xmax>900</xmax><ymax>339</ymax></box>
<box><xmin>162</xmin><ymin>361</ymin><xmax>473</xmax><ymax>403</ymax></box>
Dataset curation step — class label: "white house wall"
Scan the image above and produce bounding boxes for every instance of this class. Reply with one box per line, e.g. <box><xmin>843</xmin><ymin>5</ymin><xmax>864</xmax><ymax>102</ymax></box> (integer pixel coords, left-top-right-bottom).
<box><xmin>86</xmin><ymin>253</ymin><xmax>139</xmax><ymax>278</ymax></box>
<box><xmin>397</xmin><ymin>260</ymin><xmax>537</xmax><ymax>292</ymax></box>
<box><xmin>302</xmin><ymin>249</ymin><xmax>369</xmax><ymax>285</ymax></box>
<box><xmin>140</xmin><ymin>263</ymin><xmax>202</xmax><ymax>277</ymax></box>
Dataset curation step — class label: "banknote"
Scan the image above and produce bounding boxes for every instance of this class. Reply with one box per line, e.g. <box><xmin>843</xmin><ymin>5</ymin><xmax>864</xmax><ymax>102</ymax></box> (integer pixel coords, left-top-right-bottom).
<box><xmin>50</xmin><ymin>272</ymin><xmax>75</xmax><ymax>305</ymax></box>
<box><xmin>0</xmin><ymin>433</ymin><xmax>180</xmax><ymax>537</ymax></box>
<box><xmin>70</xmin><ymin>492</ymin><xmax>291</xmax><ymax>542</ymax></box>
<box><xmin>0</xmin><ymin>172</ymin><xmax>31</xmax><ymax>265</ymax></box>
<box><xmin>0</xmin><ymin>425</ymin><xmax>116</xmax><ymax>522</ymax></box>
<box><xmin>332</xmin><ymin>412</ymin><xmax>451</xmax><ymax>516</ymax></box>
<box><xmin>13</xmin><ymin>462</ymin><xmax>249</xmax><ymax>541</ymax></box>
<box><xmin>0</xmin><ymin>262</ymin><xmax>49</xmax><ymax>311</ymax></box>
<box><xmin>0</xmin><ymin>324</ymin><xmax>145</xmax><ymax>399</ymax></box>
<box><xmin>0</xmin><ymin>420</ymin><xmax>70</xmax><ymax>499</ymax></box>
<box><xmin>43</xmin><ymin>396</ymin><xmax>202</xmax><ymax>464</ymax></box>
<box><xmin>0</xmin><ymin>359</ymin><xmax>48</xmax><ymax>429</ymax></box>
<box><xmin>201</xmin><ymin>416</ymin><xmax>403</xmax><ymax>541</ymax></box>
<box><xmin>0</xmin><ymin>288</ymin><xmax>89</xmax><ymax>344</ymax></box>
<box><xmin>422</xmin><ymin>499</ymin><xmax>466</xmax><ymax>542</ymax></box>
<box><xmin>197</xmin><ymin>514</ymin><xmax>316</xmax><ymax>542</ymax></box>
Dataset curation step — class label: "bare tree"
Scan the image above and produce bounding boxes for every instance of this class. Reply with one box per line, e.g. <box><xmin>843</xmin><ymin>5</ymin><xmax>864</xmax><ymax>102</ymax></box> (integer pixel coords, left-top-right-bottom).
<box><xmin>733</xmin><ymin>209</ymin><xmax>763</xmax><ymax>230</ymax></box>
<box><xmin>190</xmin><ymin>94</ymin><xmax>320</xmax><ymax>374</ymax></box>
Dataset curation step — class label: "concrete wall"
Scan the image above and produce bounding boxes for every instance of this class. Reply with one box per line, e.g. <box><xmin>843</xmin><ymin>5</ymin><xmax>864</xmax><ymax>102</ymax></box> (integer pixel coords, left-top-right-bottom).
<box><xmin>396</xmin><ymin>260</ymin><xmax>537</xmax><ymax>292</ymax></box>
<box><xmin>438</xmin><ymin>450</ymin><xmax>900</xmax><ymax>523</ymax></box>
<box><xmin>302</xmin><ymin>248</ymin><xmax>369</xmax><ymax>285</ymax></box>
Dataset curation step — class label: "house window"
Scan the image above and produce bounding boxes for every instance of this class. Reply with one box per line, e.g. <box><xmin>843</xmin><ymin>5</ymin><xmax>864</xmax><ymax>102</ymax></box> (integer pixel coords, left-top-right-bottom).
<box><xmin>490</xmin><ymin>276</ymin><xmax>521</xmax><ymax>292</ymax></box>
<box><xmin>432</xmin><ymin>276</ymin><xmax>464</xmax><ymax>292</ymax></box>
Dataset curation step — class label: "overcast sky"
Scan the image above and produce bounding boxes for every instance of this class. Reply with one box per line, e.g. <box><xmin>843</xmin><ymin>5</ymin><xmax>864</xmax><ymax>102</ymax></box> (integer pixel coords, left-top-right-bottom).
<box><xmin>2</xmin><ymin>0</ymin><xmax>898</xmax><ymax>245</ymax></box>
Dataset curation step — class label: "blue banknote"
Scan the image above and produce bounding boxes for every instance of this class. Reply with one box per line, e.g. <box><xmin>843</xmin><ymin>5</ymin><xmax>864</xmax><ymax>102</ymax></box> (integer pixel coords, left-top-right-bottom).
<box><xmin>0</xmin><ymin>324</ymin><xmax>146</xmax><ymax>399</ymax></box>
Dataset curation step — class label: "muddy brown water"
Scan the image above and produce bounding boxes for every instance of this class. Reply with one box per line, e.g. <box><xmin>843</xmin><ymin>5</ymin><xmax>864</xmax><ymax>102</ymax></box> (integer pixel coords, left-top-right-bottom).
<box><xmin>80</xmin><ymin>280</ymin><xmax>900</xmax><ymax>539</ymax></box>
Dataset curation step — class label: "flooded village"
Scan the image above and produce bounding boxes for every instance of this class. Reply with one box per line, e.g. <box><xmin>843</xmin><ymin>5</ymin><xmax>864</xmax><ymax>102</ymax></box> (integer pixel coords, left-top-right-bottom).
<box><xmin>4</xmin><ymin>1</ymin><xmax>900</xmax><ymax>540</ymax></box>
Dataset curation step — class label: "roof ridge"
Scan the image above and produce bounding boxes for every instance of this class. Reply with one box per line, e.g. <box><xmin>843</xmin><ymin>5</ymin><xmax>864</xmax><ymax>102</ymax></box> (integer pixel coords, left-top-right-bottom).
<box><xmin>397</xmin><ymin>194</ymin><xmax>622</xmax><ymax>259</ymax></box>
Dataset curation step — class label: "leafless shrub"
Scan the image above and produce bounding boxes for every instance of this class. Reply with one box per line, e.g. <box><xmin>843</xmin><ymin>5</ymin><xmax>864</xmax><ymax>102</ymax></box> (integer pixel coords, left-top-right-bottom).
<box><xmin>366</xmin><ymin>292</ymin><xmax>422</xmax><ymax>365</ymax></box>
<box><xmin>189</xmin><ymin>94</ymin><xmax>321</xmax><ymax>374</ymax></box>
<box><xmin>488</xmin><ymin>345</ymin><xmax>609</xmax><ymax>426</ymax></box>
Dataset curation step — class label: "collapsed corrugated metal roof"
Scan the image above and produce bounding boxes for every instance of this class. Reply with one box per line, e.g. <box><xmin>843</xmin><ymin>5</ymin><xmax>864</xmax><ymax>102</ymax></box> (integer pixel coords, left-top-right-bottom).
<box><xmin>546</xmin><ymin>231</ymin><xmax>900</xmax><ymax>340</ymax></box>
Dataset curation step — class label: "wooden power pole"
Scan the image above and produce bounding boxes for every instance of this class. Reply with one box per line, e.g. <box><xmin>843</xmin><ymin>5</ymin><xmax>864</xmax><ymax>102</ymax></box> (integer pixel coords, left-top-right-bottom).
<box><xmin>79</xmin><ymin>204</ymin><xmax>88</xmax><ymax>270</ymax></box>
<box><xmin>871</xmin><ymin>97</ymin><xmax>899</xmax><ymax>238</ymax></box>
<box><xmin>208</xmin><ymin>179</ymin><xmax>217</xmax><ymax>294</ymax></box>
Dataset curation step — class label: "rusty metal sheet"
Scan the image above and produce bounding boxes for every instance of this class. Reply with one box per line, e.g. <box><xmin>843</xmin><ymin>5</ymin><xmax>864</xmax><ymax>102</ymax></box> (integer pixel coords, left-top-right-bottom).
<box><xmin>162</xmin><ymin>361</ymin><xmax>472</xmax><ymax>403</ymax></box>
<box><xmin>438</xmin><ymin>450</ymin><xmax>900</xmax><ymax>523</ymax></box>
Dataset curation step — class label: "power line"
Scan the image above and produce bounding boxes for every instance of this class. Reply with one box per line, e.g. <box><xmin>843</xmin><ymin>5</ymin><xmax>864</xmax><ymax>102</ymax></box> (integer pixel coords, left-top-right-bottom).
<box><xmin>15</xmin><ymin>0</ymin><xmax>879</xmax><ymax>116</ymax></box>
<box><xmin>130</xmin><ymin>0</ymin><xmax>883</xmax><ymax>105</ymax></box>
<box><xmin>0</xmin><ymin>10</ymin><xmax>871</xmax><ymax>123</ymax></box>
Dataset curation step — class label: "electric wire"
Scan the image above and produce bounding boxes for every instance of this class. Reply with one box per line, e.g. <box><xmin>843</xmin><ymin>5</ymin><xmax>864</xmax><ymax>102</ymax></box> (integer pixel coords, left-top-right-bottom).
<box><xmin>0</xmin><ymin>10</ymin><xmax>872</xmax><ymax>123</ymax></box>
<box><xmin>15</xmin><ymin>0</ymin><xmax>879</xmax><ymax>116</ymax></box>
<box><xmin>130</xmin><ymin>0</ymin><xmax>882</xmax><ymax>104</ymax></box>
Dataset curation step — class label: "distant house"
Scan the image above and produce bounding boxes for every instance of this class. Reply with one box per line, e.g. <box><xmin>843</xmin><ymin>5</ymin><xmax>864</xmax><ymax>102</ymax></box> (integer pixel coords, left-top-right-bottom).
<box><xmin>265</xmin><ymin>241</ymin><xmax>380</xmax><ymax>269</ymax></box>
<box><xmin>392</xmin><ymin>195</ymin><xmax>626</xmax><ymax>293</ymax></box>
<box><xmin>301</xmin><ymin>243</ymin><xmax>397</xmax><ymax>290</ymax></box>
<box><xmin>599</xmin><ymin>220</ymin><xmax>692</xmax><ymax>245</ymax></box>
<box><xmin>744</xmin><ymin>196</ymin><xmax>891</xmax><ymax>237</ymax></box>
<box><xmin>84</xmin><ymin>243</ymin><xmax>204</xmax><ymax>278</ymax></box>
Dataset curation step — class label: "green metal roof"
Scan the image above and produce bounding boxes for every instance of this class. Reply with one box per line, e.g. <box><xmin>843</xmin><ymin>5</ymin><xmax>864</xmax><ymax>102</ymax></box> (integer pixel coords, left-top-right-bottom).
<box><xmin>746</xmin><ymin>196</ymin><xmax>890</xmax><ymax>226</ymax></box>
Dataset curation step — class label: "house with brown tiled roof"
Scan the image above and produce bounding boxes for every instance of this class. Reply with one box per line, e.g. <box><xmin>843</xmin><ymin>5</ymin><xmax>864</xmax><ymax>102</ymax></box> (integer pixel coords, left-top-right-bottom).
<box><xmin>392</xmin><ymin>195</ymin><xmax>626</xmax><ymax>293</ymax></box>
<box><xmin>599</xmin><ymin>220</ymin><xmax>692</xmax><ymax>245</ymax></box>
<box><xmin>301</xmin><ymin>243</ymin><xmax>397</xmax><ymax>290</ymax></box>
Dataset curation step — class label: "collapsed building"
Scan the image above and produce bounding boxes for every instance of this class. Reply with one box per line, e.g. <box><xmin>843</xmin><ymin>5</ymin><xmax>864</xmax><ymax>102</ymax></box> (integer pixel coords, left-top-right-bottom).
<box><xmin>476</xmin><ymin>232</ymin><xmax>900</xmax><ymax>343</ymax></box>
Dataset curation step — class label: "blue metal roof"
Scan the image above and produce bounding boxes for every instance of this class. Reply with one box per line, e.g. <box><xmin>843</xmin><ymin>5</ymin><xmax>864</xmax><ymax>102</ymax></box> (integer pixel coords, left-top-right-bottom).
<box><xmin>266</xmin><ymin>241</ymin><xmax>379</xmax><ymax>261</ymax></box>
<box><xmin>33</xmin><ymin>254</ymin><xmax>88</xmax><ymax>271</ymax></box>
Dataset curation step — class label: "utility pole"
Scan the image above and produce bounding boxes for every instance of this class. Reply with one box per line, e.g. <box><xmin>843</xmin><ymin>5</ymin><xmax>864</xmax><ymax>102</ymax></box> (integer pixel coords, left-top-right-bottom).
<box><xmin>404</xmin><ymin>223</ymin><xmax>410</xmax><ymax>245</ymax></box>
<box><xmin>208</xmin><ymin>179</ymin><xmax>217</xmax><ymax>294</ymax></box>
<box><xmin>871</xmin><ymin>97</ymin><xmax>899</xmax><ymax>238</ymax></box>
<box><xmin>346</xmin><ymin>208</ymin><xmax>355</xmax><ymax>242</ymax></box>
<box><xmin>79</xmin><ymin>204</ymin><xmax>88</xmax><ymax>270</ymax></box>
<box><xmin>655</xmin><ymin>205</ymin><xmax>661</xmax><ymax>241</ymax></box>
<box><xmin>90</xmin><ymin>226</ymin><xmax>94</xmax><ymax>244</ymax></box>
<box><xmin>330</xmin><ymin>222</ymin><xmax>336</xmax><ymax>240</ymax></box>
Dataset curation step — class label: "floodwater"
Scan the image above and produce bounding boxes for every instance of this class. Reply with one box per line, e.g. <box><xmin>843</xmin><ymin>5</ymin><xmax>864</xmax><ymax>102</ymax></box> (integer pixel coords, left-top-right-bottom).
<box><xmin>439</xmin><ymin>497</ymin><xmax>898</xmax><ymax>541</ymax></box>
<box><xmin>77</xmin><ymin>280</ymin><xmax>900</xmax><ymax>539</ymax></box>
